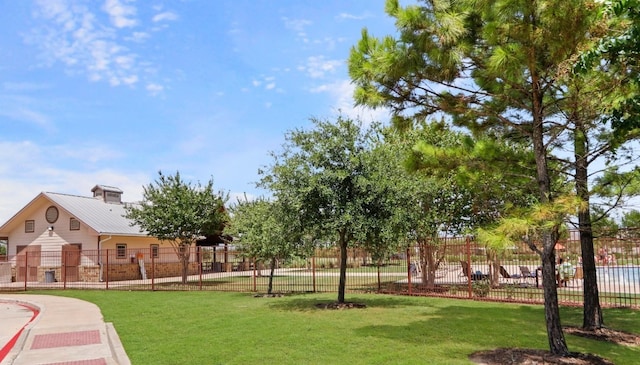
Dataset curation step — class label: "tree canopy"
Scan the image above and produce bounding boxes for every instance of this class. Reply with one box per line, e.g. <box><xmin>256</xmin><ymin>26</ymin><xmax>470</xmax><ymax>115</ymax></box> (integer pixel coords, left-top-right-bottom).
<box><xmin>126</xmin><ymin>171</ymin><xmax>228</xmax><ymax>283</ymax></box>
<box><xmin>258</xmin><ymin>116</ymin><xmax>399</xmax><ymax>303</ymax></box>
<box><xmin>348</xmin><ymin>0</ymin><xmax>610</xmax><ymax>355</ymax></box>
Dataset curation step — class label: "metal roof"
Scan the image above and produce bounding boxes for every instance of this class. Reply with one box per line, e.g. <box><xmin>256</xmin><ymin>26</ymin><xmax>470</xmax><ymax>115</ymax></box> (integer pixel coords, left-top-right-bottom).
<box><xmin>44</xmin><ymin>192</ymin><xmax>147</xmax><ymax>236</ymax></box>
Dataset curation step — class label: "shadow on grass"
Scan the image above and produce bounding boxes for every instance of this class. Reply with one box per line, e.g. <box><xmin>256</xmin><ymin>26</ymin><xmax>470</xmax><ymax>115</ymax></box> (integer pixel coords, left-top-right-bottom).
<box><xmin>352</xmin><ymin>304</ymin><xmax>548</xmax><ymax>346</ymax></box>
<box><xmin>267</xmin><ymin>293</ymin><xmax>442</xmax><ymax>311</ymax></box>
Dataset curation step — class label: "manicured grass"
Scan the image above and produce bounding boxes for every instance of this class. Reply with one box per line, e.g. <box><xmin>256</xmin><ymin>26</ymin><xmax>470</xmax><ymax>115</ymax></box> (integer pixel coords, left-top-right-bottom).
<box><xmin>35</xmin><ymin>291</ymin><xmax>640</xmax><ymax>364</ymax></box>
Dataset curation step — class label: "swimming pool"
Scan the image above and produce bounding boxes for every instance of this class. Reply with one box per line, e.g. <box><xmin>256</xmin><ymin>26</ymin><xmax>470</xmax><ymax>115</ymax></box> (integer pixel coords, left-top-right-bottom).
<box><xmin>596</xmin><ymin>266</ymin><xmax>640</xmax><ymax>287</ymax></box>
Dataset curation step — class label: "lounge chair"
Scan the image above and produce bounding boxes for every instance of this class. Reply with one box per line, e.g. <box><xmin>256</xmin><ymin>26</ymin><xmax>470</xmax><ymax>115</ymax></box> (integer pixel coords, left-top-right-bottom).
<box><xmin>519</xmin><ymin>266</ymin><xmax>537</xmax><ymax>283</ymax></box>
<box><xmin>499</xmin><ymin>266</ymin><xmax>521</xmax><ymax>281</ymax></box>
<box><xmin>460</xmin><ymin>260</ymin><xmax>488</xmax><ymax>281</ymax></box>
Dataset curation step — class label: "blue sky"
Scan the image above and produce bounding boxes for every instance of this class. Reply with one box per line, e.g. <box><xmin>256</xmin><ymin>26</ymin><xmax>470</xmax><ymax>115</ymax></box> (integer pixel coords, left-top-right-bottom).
<box><xmin>0</xmin><ymin>0</ymin><xmax>398</xmax><ymax>222</ymax></box>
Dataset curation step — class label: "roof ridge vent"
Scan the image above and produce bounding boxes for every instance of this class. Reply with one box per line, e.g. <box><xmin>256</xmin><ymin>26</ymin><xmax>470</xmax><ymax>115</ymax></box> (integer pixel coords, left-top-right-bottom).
<box><xmin>91</xmin><ymin>185</ymin><xmax>123</xmax><ymax>204</ymax></box>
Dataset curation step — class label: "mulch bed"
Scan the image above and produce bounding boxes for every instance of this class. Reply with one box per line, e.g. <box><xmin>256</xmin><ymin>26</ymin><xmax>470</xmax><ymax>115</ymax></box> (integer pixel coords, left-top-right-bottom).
<box><xmin>314</xmin><ymin>301</ymin><xmax>367</xmax><ymax>309</ymax></box>
<box><xmin>469</xmin><ymin>348</ymin><xmax>613</xmax><ymax>365</ymax></box>
<box><xmin>469</xmin><ymin>326</ymin><xmax>640</xmax><ymax>365</ymax></box>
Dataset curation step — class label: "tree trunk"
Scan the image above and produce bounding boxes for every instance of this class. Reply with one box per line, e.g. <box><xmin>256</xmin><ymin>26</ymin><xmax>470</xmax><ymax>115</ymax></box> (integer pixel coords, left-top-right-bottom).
<box><xmin>488</xmin><ymin>250</ymin><xmax>500</xmax><ymax>288</ymax></box>
<box><xmin>574</xmin><ymin>125</ymin><xmax>604</xmax><ymax>330</ymax></box>
<box><xmin>338</xmin><ymin>230</ymin><xmax>348</xmax><ymax>303</ymax></box>
<box><xmin>540</xmin><ymin>235</ymin><xmax>568</xmax><ymax>354</ymax></box>
<box><xmin>267</xmin><ymin>256</ymin><xmax>277</xmax><ymax>295</ymax></box>
<box><xmin>531</xmin><ymin>75</ymin><xmax>569</xmax><ymax>355</ymax></box>
<box><xmin>420</xmin><ymin>239</ymin><xmax>438</xmax><ymax>288</ymax></box>
<box><xmin>181</xmin><ymin>251</ymin><xmax>189</xmax><ymax>284</ymax></box>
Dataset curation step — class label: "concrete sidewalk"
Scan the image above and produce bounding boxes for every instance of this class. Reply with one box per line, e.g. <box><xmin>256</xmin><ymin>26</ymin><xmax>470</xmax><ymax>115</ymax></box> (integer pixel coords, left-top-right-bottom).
<box><xmin>0</xmin><ymin>294</ymin><xmax>130</xmax><ymax>365</ymax></box>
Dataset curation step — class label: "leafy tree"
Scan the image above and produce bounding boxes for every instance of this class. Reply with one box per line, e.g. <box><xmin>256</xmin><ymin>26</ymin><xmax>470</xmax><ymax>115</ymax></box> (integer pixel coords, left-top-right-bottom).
<box><xmin>589</xmin><ymin>206</ymin><xmax>620</xmax><ymax>238</ymax></box>
<box><xmin>377</xmin><ymin>122</ymin><xmax>510</xmax><ymax>287</ymax></box>
<box><xmin>576</xmin><ymin>0</ymin><xmax>640</xmax><ymax>136</ymax></box>
<box><xmin>348</xmin><ymin>0</ymin><xmax>604</xmax><ymax>355</ymax></box>
<box><xmin>126</xmin><ymin>171</ymin><xmax>228</xmax><ymax>284</ymax></box>
<box><xmin>259</xmin><ymin>116</ymin><xmax>393</xmax><ymax>304</ymax></box>
<box><xmin>224</xmin><ymin>198</ymin><xmax>310</xmax><ymax>294</ymax></box>
<box><xmin>620</xmin><ymin>210</ymin><xmax>640</xmax><ymax>238</ymax></box>
<box><xmin>566</xmin><ymin>0</ymin><xmax>640</xmax><ymax>330</ymax></box>
<box><xmin>410</xmin><ymin>133</ymin><xmax>541</xmax><ymax>287</ymax></box>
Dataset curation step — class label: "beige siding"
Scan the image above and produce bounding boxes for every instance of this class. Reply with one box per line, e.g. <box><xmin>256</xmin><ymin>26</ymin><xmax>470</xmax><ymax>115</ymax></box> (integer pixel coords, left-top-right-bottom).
<box><xmin>7</xmin><ymin>202</ymin><xmax>99</xmax><ymax>255</ymax></box>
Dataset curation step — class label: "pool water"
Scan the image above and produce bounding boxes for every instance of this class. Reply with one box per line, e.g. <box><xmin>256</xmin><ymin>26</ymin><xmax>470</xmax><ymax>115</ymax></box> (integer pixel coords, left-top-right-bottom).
<box><xmin>597</xmin><ymin>266</ymin><xmax>640</xmax><ymax>286</ymax></box>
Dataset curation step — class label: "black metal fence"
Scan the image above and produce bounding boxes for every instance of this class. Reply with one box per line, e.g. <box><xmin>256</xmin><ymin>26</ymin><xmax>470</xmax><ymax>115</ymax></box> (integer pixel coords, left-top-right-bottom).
<box><xmin>1</xmin><ymin>236</ymin><xmax>639</xmax><ymax>308</ymax></box>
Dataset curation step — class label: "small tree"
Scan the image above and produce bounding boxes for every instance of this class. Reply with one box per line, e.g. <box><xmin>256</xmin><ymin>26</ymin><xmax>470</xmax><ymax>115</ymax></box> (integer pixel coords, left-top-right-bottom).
<box><xmin>225</xmin><ymin>198</ymin><xmax>310</xmax><ymax>294</ymax></box>
<box><xmin>126</xmin><ymin>171</ymin><xmax>228</xmax><ymax>284</ymax></box>
<box><xmin>259</xmin><ymin>116</ymin><xmax>391</xmax><ymax>304</ymax></box>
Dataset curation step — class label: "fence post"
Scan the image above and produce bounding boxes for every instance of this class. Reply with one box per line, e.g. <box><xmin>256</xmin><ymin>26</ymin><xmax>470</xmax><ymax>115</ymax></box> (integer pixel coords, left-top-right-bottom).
<box><xmin>407</xmin><ymin>246</ymin><xmax>412</xmax><ymax>295</ymax></box>
<box><xmin>105</xmin><ymin>249</ymin><xmax>109</xmax><ymax>290</ymax></box>
<box><xmin>466</xmin><ymin>236</ymin><xmax>472</xmax><ymax>298</ymax></box>
<box><xmin>312</xmin><ymin>256</ymin><xmax>316</xmax><ymax>293</ymax></box>
<box><xmin>198</xmin><ymin>247</ymin><xmax>203</xmax><ymax>291</ymax></box>
<box><xmin>253</xmin><ymin>258</ymin><xmax>257</xmax><ymax>292</ymax></box>
<box><xmin>151</xmin><ymin>247</ymin><xmax>155</xmax><ymax>291</ymax></box>
<box><xmin>23</xmin><ymin>251</ymin><xmax>28</xmax><ymax>291</ymax></box>
<box><xmin>63</xmin><ymin>250</ymin><xmax>67</xmax><ymax>290</ymax></box>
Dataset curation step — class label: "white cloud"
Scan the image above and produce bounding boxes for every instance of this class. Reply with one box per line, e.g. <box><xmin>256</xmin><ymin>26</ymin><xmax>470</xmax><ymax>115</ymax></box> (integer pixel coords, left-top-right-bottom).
<box><xmin>282</xmin><ymin>17</ymin><xmax>312</xmax><ymax>33</ymax></box>
<box><xmin>152</xmin><ymin>11</ymin><xmax>178</xmax><ymax>22</ymax></box>
<box><xmin>0</xmin><ymin>140</ymin><xmax>148</xmax><ymax>222</ymax></box>
<box><xmin>336</xmin><ymin>12</ymin><xmax>370</xmax><ymax>20</ymax></box>
<box><xmin>0</xmin><ymin>95</ymin><xmax>54</xmax><ymax>129</ymax></box>
<box><xmin>146</xmin><ymin>83</ymin><xmax>164</xmax><ymax>95</ymax></box>
<box><xmin>125</xmin><ymin>31</ymin><xmax>149</xmax><ymax>43</ymax></box>
<box><xmin>311</xmin><ymin>79</ymin><xmax>390</xmax><ymax>126</ymax></box>
<box><xmin>102</xmin><ymin>0</ymin><xmax>138</xmax><ymax>28</ymax></box>
<box><xmin>282</xmin><ymin>17</ymin><xmax>312</xmax><ymax>42</ymax></box>
<box><xmin>27</xmin><ymin>1</ymin><xmax>167</xmax><ymax>90</ymax></box>
<box><xmin>301</xmin><ymin>56</ymin><xmax>343</xmax><ymax>78</ymax></box>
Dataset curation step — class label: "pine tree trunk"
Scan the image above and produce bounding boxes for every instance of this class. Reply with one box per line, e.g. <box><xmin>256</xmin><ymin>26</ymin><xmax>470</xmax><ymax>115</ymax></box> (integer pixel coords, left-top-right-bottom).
<box><xmin>575</xmin><ymin>126</ymin><xmax>604</xmax><ymax>330</ymax></box>
<box><xmin>541</xmin><ymin>235</ymin><xmax>569</xmax><ymax>355</ymax></box>
<box><xmin>532</xmin><ymin>79</ymin><xmax>569</xmax><ymax>355</ymax></box>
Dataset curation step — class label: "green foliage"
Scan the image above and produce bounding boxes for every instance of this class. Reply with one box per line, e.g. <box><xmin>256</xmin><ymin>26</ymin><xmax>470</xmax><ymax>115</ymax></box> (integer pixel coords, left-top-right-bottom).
<box><xmin>621</xmin><ymin>210</ymin><xmax>640</xmax><ymax>230</ymax></box>
<box><xmin>477</xmin><ymin>195</ymin><xmax>585</xmax><ymax>254</ymax></box>
<box><xmin>575</xmin><ymin>0</ymin><xmax>640</xmax><ymax>135</ymax></box>
<box><xmin>225</xmin><ymin>198</ymin><xmax>311</xmax><ymax>263</ymax></box>
<box><xmin>126</xmin><ymin>171</ymin><xmax>228</xmax><ymax>247</ymax></box>
<box><xmin>126</xmin><ymin>171</ymin><xmax>229</xmax><ymax>283</ymax></box>
<box><xmin>472</xmin><ymin>279</ymin><xmax>491</xmax><ymax>298</ymax></box>
<box><xmin>260</xmin><ymin>116</ymin><xmax>375</xmax><ymax>240</ymax></box>
<box><xmin>259</xmin><ymin>116</ymin><xmax>401</xmax><ymax>302</ymax></box>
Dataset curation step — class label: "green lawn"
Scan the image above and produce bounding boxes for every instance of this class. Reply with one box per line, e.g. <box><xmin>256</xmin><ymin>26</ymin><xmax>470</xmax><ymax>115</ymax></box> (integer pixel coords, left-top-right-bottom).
<box><xmin>33</xmin><ymin>291</ymin><xmax>640</xmax><ymax>364</ymax></box>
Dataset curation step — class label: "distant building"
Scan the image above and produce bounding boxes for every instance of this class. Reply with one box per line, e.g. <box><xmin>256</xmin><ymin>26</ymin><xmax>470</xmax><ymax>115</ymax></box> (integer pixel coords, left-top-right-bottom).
<box><xmin>0</xmin><ymin>185</ymin><xmax>196</xmax><ymax>282</ymax></box>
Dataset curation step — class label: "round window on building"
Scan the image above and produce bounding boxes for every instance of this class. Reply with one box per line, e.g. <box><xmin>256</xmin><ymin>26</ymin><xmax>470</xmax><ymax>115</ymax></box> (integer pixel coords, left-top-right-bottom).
<box><xmin>45</xmin><ymin>206</ymin><xmax>59</xmax><ymax>223</ymax></box>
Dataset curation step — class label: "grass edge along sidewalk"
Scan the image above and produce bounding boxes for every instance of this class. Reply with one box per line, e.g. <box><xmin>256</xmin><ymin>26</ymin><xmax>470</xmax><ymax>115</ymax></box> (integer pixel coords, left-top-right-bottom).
<box><xmin>28</xmin><ymin>290</ymin><xmax>640</xmax><ymax>365</ymax></box>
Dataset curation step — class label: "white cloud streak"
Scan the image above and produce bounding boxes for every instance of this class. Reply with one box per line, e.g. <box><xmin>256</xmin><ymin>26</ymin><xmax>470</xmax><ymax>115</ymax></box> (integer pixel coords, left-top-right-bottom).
<box><xmin>311</xmin><ymin>79</ymin><xmax>390</xmax><ymax>126</ymax></box>
<box><xmin>301</xmin><ymin>56</ymin><xmax>343</xmax><ymax>78</ymax></box>
<box><xmin>152</xmin><ymin>11</ymin><xmax>178</xmax><ymax>22</ymax></box>
<box><xmin>102</xmin><ymin>0</ymin><xmax>138</xmax><ymax>28</ymax></box>
<box><xmin>27</xmin><ymin>0</ymin><xmax>167</xmax><ymax>92</ymax></box>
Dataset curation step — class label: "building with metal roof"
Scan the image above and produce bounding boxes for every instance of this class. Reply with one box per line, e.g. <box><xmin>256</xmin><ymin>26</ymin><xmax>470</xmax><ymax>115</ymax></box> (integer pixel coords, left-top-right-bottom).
<box><xmin>0</xmin><ymin>186</ymin><xmax>164</xmax><ymax>282</ymax></box>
